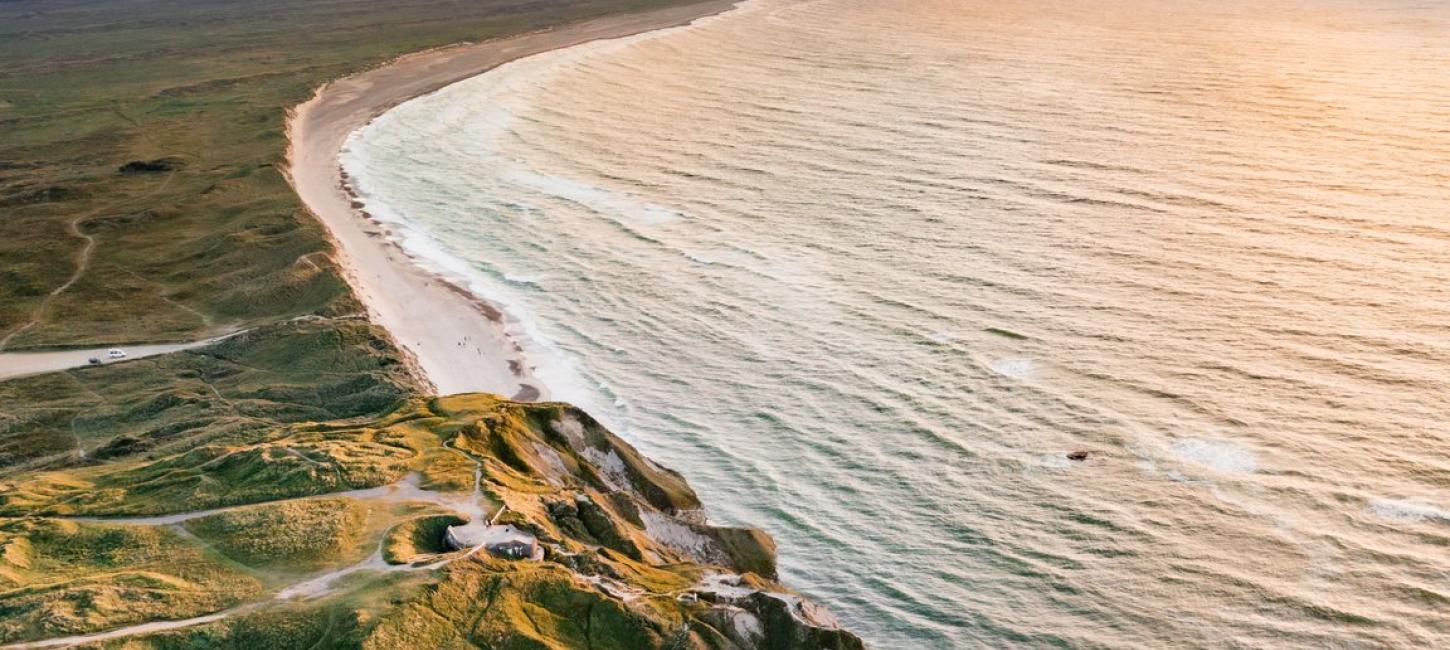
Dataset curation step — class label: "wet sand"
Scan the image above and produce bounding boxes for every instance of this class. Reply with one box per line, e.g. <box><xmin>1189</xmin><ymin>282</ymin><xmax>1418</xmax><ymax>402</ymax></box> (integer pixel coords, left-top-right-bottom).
<box><xmin>285</xmin><ymin>0</ymin><xmax>738</xmax><ymax>398</ymax></box>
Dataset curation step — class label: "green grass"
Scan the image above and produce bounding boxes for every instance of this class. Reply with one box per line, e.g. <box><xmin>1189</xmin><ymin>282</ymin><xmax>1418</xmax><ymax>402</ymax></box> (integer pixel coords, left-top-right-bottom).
<box><xmin>0</xmin><ymin>396</ymin><xmax>861</xmax><ymax>648</ymax></box>
<box><xmin>0</xmin><ymin>0</ymin><xmax>868</xmax><ymax>645</ymax></box>
<box><xmin>0</xmin><ymin>401</ymin><xmax>427</xmax><ymax>516</ymax></box>
<box><xmin>0</xmin><ymin>316</ymin><xmax>413</xmax><ymax>474</ymax></box>
<box><xmin>184</xmin><ymin>499</ymin><xmax>370</xmax><ymax>573</ymax></box>
<box><xmin>381</xmin><ymin>513</ymin><xmax>466</xmax><ymax>565</ymax></box>
<box><xmin>0</xmin><ymin>518</ymin><xmax>263</xmax><ymax>644</ymax></box>
<box><xmin>187</xmin><ymin>499</ymin><xmax>456</xmax><ymax>576</ymax></box>
<box><xmin>361</xmin><ymin>560</ymin><xmax>678</xmax><ymax>649</ymax></box>
<box><xmin>0</xmin><ymin>0</ymin><xmax>702</xmax><ymax>350</ymax></box>
<box><xmin>81</xmin><ymin>603</ymin><xmax>373</xmax><ymax>649</ymax></box>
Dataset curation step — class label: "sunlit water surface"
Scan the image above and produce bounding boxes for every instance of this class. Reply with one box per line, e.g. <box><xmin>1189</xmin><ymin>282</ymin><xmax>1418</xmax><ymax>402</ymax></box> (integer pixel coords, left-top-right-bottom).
<box><xmin>343</xmin><ymin>0</ymin><xmax>1450</xmax><ymax>645</ymax></box>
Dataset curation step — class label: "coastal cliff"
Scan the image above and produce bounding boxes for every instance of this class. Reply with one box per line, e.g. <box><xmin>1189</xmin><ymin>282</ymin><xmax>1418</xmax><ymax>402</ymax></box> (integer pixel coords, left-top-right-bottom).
<box><xmin>0</xmin><ymin>394</ymin><xmax>863</xmax><ymax>648</ymax></box>
<box><xmin>0</xmin><ymin>0</ymin><xmax>863</xmax><ymax>644</ymax></box>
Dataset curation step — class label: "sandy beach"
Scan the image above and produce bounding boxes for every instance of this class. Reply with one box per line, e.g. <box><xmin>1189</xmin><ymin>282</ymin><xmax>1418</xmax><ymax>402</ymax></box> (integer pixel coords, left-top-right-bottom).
<box><xmin>286</xmin><ymin>0</ymin><xmax>737</xmax><ymax>399</ymax></box>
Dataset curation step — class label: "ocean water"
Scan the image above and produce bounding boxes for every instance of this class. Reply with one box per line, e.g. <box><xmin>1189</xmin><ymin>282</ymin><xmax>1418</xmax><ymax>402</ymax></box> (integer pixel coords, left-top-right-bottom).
<box><xmin>341</xmin><ymin>0</ymin><xmax>1450</xmax><ymax>646</ymax></box>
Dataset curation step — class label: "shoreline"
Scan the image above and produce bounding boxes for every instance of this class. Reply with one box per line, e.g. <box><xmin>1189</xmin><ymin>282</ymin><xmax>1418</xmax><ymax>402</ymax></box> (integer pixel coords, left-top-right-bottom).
<box><xmin>285</xmin><ymin>0</ymin><xmax>739</xmax><ymax>399</ymax></box>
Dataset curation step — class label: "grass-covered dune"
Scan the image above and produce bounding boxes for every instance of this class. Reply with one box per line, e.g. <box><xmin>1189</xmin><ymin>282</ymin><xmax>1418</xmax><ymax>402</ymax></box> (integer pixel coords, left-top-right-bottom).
<box><xmin>0</xmin><ymin>395</ymin><xmax>864</xmax><ymax>648</ymax></box>
<box><xmin>0</xmin><ymin>517</ymin><xmax>263</xmax><ymax>643</ymax></box>
<box><xmin>0</xmin><ymin>0</ymin><xmax>698</xmax><ymax>350</ymax></box>
<box><xmin>0</xmin><ymin>316</ymin><xmax>412</xmax><ymax>473</ymax></box>
<box><xmin>0</xmin><ymin>0</ymin><xmax>866</xmax><ymax>645</ymax></box>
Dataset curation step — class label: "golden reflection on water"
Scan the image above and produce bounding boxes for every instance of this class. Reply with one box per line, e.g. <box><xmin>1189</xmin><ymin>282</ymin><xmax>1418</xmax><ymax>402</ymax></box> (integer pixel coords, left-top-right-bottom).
<box><xmin>346</xmin><ymin>0</ymin><xmax>1450</xmax><ymax>645</ymax></box>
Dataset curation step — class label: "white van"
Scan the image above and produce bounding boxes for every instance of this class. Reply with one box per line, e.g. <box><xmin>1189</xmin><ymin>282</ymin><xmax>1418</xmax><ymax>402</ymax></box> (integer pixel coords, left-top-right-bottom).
<box><xmin>107</xmin><ymin>348</ymin><xmax>127</xmax><ymax>359</ymax></box>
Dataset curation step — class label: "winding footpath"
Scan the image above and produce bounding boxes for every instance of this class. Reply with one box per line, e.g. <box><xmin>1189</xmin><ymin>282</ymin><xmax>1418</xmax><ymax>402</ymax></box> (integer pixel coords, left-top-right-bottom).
<box><xmin>4</xmin><ymin>461</ymin><xmax>495</xmax><ymax>649</ymax></box>
<box><xmin>0</xmin><ymin>170</ymin><xmax>179</xmax><ymax>352</ymax></box>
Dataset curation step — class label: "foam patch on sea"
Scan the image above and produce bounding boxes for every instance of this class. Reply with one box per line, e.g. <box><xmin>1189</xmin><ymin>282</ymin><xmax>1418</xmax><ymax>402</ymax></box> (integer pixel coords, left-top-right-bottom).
<box><xmin>1171</xmin><ymin>438</ymin><xmax>1259</xmax><ymax>474</ymax></box>
<box><xmin>988</xmin><ymin>357</ymin><xmax>1035</xmax><ymax>380</ymax></box>
<box><xmin>1368</xmin><ymin>498</ymin><xmax>1450</xmax><ymax>524</ymax></box>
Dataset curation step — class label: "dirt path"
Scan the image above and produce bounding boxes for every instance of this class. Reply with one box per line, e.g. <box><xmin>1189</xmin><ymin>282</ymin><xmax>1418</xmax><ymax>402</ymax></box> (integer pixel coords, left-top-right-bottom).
<box><xmin>0</xmin><ymin>170</ymin><xmax>179</xmax><ymax>352</ymax></box>
<box><xmin>2</xmin><ymin>459</ymin><xmax>496</xmax><ymax>649</ymax></box>
<box><xmin>0</xmin><ymin>332</ymin><xmax>241</xmax><ymax>383</ymax></box>
<box><xmin>65</xmin><ymin>472</ymin><xmax>488</xmax><ymax>528</ymax></box>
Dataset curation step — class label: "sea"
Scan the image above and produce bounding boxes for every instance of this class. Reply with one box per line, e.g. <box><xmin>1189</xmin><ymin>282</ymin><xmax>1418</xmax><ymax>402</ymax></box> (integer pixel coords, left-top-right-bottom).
<box><xmin>340</xmin><ymin>0</ymin><xmax>1450</xmax><ymax>646</ymax></box>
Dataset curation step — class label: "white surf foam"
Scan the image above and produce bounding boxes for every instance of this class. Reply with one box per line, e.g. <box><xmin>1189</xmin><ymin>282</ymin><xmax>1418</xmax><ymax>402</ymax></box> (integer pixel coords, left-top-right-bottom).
<box><xmin>1368</xmin><ymin>498</ymin><xmax>1450</xmax><ymax>524</ymax></box>
<box><xmin>988</xmin><ymin>357</ymin><xmax>1035</xmax><ymax>380</ymax></box>
<box><xmin>1170</xmin><ymin>438</ymin><xmax>1259</xmax><ymax>474</ymax></box>
<box><xmin>925</xmin><ymin>330</ymin><xmax>955</xmax><ymax>343</ymax></box>
<box><xmin>335</xmin><ymin>1</ymin><xmax>753</xmax><ymax>433</ymax></box>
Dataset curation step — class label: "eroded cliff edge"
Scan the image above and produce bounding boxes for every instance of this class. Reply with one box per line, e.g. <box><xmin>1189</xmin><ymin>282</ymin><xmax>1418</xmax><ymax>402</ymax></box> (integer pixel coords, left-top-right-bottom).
<box><xmin>0</xmin><ymin>394</ymin><xmax>864</xmax><ymax>649</ymax></box>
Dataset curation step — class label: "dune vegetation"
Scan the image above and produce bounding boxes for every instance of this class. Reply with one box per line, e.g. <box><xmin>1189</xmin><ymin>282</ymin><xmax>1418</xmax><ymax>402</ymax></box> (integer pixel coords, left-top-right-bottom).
<box><xmin>0</xmin><ymin>395</ymin><xmax>862</xmax><ymax>648</ymax></box>
<box><xmin>183</xmin><ymin>499</ymin><xmax>374</xmax><ymax>574</ymax></box>
<box><xmin>0</xmin><ymin>0</ymin><xmax>696</xmax><ymax>350</ymax></box>
<box><xmin>382</xmin><ymin>514</ymin><xmax>466</xmax><ymax>565</ymax></box>
<box><xmin>0</xmin><ymin>517</ymin><xmax>263</xmax><ymax>644</ymax></box>
<box><xmin>0</xmin><ymin>0</ymin><xmax>864</xmax><ymax>646</ymax></box>
<box><xmin>0</xmin><ymin>317</ymin><xmax>412</xmax><ymax>473</ymax></box>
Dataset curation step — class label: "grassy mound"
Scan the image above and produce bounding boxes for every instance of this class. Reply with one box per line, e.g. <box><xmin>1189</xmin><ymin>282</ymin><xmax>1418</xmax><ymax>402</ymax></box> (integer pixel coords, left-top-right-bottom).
<box><xmin>361</xmin><ymin>560</ymin><xmax>677</xmax><ymax>649</ymax></box>
<box><xmin>0</xmin><ymin>519</ymin><xmax>262</xmax><ymax>644</ymax></box>
<box><xmin>381</xmin><ymin>514</ymin><xmax>466</xmax><ymax>565</ymax></box>
<box><xmin>0</xmin><ymin>396</ymin><xmax>861</xmax><ymax>648</ymax></box>
<box><xmin>0</xmin><ymin>0</ymin><xmax>702</xmax><ymax>349</ymax></box>
<box><xmin>0</xmin><ymin>0</ymin><xmax>864</xmax><ymax>644</ymax></box>
<box><xmin>0</xmin><ymin>317</ymin><xmax>412</xmax><ymax>473</ymax></box>
<box><xmin>0</xmin><ymin>413</ymin><xmax>420</xmax><ymax>516</ymax></box>
<box><xmin>184</xmin><ymin>499</ymin><xmax>370</xmax><ymax>573</ymax></box>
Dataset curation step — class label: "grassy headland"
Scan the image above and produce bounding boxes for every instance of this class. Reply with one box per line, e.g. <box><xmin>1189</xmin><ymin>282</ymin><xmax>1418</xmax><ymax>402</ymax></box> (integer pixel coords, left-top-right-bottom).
<box><xmin>0</xmin><ymin>0</ymin><xmax>705</xmax><ymax>518</ymax></box>
<box><xmin>0</xmin><ymin>395</ymin><xmax>864</xmax><ymax>648</ymax></box>
<box><xmin>0</xmin><ymin>0</ymin><xmax>865</xmax><ymax>646</ymax></box>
